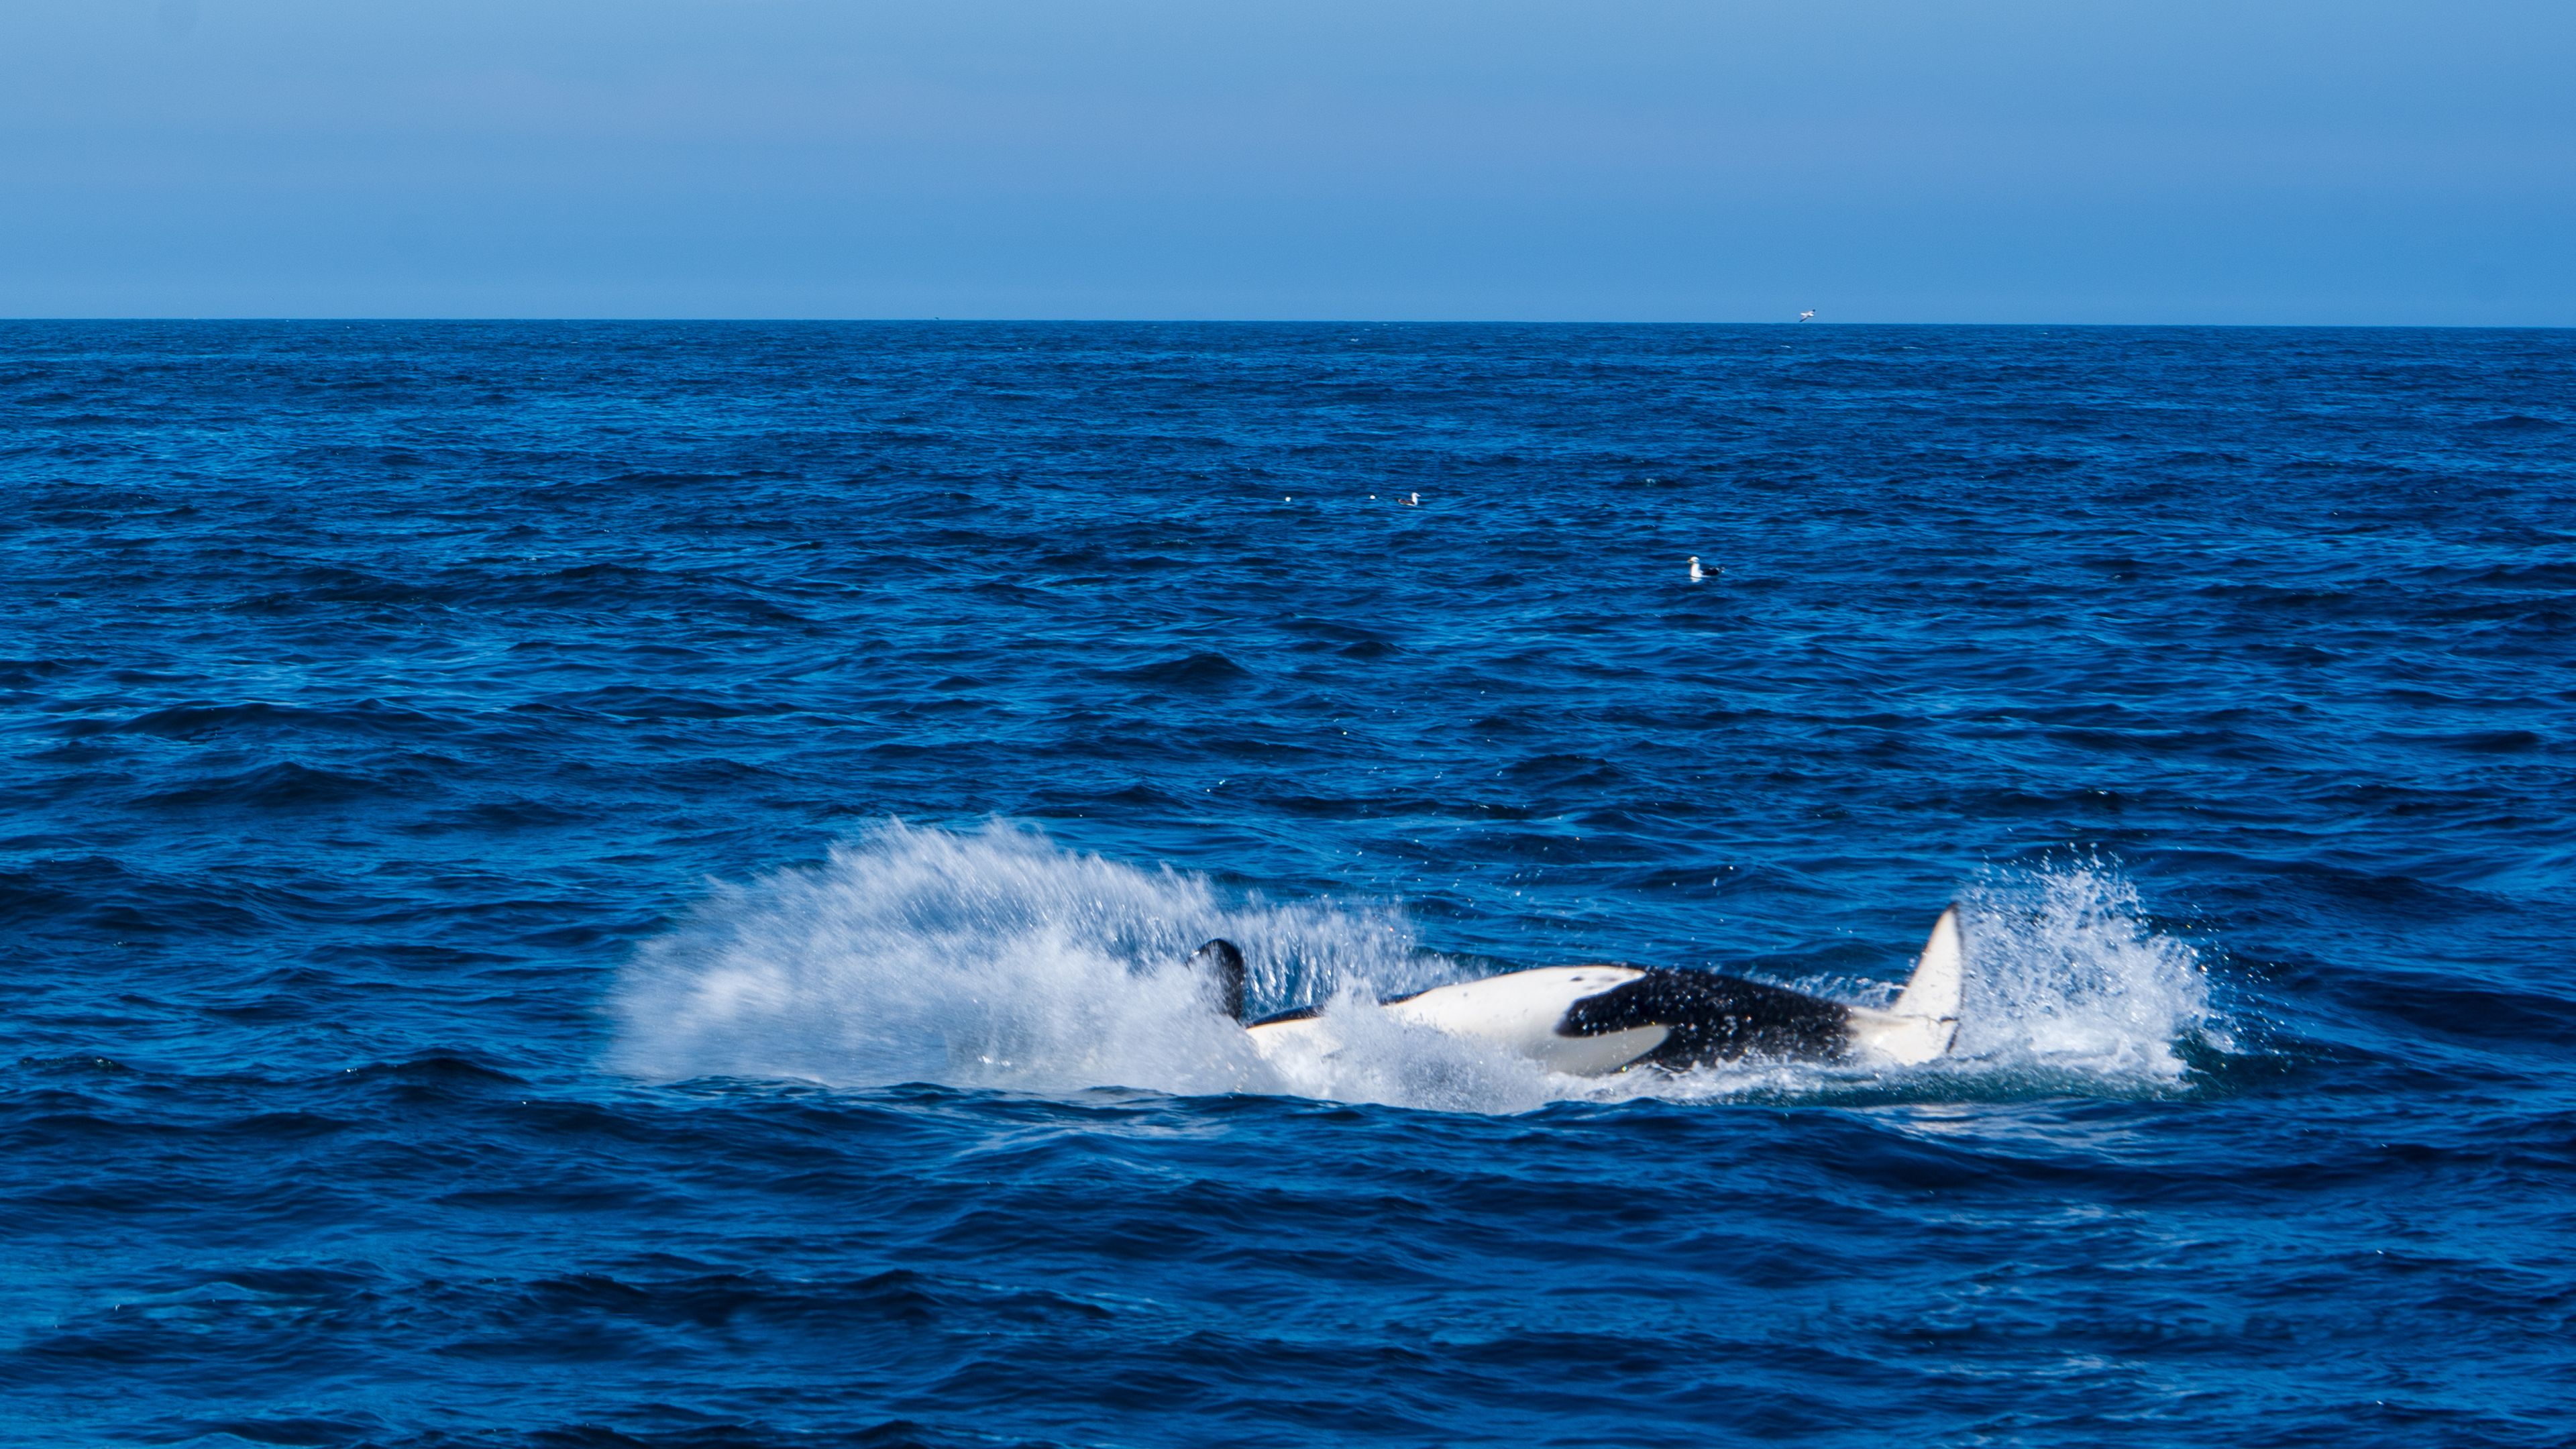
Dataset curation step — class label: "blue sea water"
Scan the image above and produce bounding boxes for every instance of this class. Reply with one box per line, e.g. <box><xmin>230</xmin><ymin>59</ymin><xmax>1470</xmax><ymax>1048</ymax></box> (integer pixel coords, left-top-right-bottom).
<box><xmin>2</xmin><ymin>321</ymin><xmax>2572</xmax><ymax>1447</ymax></box>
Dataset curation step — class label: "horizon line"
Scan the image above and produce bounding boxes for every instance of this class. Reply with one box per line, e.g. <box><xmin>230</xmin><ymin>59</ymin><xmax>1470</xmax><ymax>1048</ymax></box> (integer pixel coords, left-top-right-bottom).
<box><xmin>1</xmin><ymin>316</ymin><xmax>2568</xmax><ymax>331</ymax></box>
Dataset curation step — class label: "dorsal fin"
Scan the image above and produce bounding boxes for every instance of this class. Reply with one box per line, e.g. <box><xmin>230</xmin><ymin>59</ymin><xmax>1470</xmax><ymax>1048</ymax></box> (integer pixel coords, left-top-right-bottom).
<box><xmin>1189</xmin><ymin>938</ymin><xmax>1248</xmax><ymax>1022</ymax></box>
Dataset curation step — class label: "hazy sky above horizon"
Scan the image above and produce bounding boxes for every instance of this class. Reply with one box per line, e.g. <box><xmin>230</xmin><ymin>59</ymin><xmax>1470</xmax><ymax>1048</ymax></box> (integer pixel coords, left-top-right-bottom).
<box><xmin>3</xmin><ymin>1</ymin><xmax>2571</xmax><ymax>323</ymax></box>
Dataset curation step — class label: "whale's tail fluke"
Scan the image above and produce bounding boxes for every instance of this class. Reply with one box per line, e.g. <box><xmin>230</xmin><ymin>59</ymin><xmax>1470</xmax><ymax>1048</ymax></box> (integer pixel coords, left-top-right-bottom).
<box><xmin>1845</xmin><ymin>906</ymin><xmax>1965</xmax><ymax>1066</ymax></box>
<box><xmin>1190</xmin><ymin>938</ymin><xmax>1248</xmax><ymax>1022</ymax></box>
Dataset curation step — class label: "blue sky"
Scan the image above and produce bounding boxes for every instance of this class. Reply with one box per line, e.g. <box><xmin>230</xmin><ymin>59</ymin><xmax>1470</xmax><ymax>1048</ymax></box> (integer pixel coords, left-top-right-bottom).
<box><xmin>3</xmin><ymin>1</ymin><xmax>2569</xmax><ymax>322</ymax></box>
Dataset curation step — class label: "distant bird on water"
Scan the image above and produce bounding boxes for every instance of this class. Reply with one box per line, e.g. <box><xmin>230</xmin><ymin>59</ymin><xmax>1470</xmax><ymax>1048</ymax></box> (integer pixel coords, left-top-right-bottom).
<box><xmin>1688</xmin><ymin>556</ymin><xmax>1705</xmax><ymax>582</ymax></box>
<box><xmin>1407</xmin><ymin>492</ymin><xmax>1420</xmax><ymax>506</ymax></box>
<box><xmin>1799</xmin><ymin>310</ymin><xmax>1816</xmax><ymax>322</ymax></box>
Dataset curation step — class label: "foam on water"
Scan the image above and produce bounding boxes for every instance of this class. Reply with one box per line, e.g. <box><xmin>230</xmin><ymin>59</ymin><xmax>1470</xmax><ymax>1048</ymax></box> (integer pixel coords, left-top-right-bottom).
<box><xmin>612</xmin><ymin>823</ymin><xmax>2215</xmax><ymax>1112</ymax></box>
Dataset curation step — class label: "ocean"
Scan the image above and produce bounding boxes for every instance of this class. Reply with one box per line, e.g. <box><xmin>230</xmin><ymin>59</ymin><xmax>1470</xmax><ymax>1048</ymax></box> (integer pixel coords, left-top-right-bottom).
<box><xmin>2</xmin><ymin>321</ymin><xmax>2570</xmax><ymax>1446</ymax></box>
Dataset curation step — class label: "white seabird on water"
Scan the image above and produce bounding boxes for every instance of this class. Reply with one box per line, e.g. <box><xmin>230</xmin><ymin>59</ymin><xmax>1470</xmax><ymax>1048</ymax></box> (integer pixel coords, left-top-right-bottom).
<box><xmin>1688</xmin><ymin>555</ymin><xmax>1705</xmax><ymax>582</ymax></box>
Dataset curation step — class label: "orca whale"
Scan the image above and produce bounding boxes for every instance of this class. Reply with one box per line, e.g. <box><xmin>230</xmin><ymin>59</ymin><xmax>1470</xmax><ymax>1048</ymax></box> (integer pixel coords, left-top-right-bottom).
<box><xmin>1189</xmin><ymin>908</ymin><xmax>1964</xmax><ymax>1075</ymax></box>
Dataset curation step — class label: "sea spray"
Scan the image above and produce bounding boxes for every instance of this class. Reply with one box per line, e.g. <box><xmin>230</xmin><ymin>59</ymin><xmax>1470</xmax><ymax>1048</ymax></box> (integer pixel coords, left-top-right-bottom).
<box><xmin>613</xmin><ymin>822</ymin><xmax>2216</xmax><ymax>1110</ymax></box>
<box><xmin>610</xmin><ymin>820</ymin><xmax>1426</xmax><ymax>1096</ymax></box>
<box><xmin>1950</xmin><ymin>859</ymin><xmax>2211</xmax><ymax>1081</ymax></box>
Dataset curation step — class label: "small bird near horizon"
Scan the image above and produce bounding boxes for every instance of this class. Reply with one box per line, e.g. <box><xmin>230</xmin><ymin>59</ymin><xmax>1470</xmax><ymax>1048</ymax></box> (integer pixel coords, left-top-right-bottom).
<box><xmin>1799</xmin><ymin>310</ymin><xmax>1816</xmax><ymax>322</ymax></box>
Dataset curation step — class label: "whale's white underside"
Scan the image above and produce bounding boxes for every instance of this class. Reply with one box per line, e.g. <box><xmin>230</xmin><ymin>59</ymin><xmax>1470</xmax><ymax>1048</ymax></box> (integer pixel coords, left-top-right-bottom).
<box><xmin>1247</xmin><ymin>908</ymin><xmax>1966</xmax><ymax>1076</ymax></box>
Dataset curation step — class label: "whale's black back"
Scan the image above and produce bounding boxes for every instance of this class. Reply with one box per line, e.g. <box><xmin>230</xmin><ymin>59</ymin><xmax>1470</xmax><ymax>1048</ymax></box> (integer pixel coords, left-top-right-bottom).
<box><xmin>1558</xmin><ymin>970</ymin><xmax>1851</xmax><ymax>1068</ymax></box>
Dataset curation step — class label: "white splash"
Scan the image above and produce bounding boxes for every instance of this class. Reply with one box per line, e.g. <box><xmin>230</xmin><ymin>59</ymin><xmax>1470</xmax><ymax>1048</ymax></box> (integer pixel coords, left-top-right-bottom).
<box><xmin>610</xmin><ymin>823</ymin><xmax>2216</xmax><ymax>1112</ymax></box>
<box><xmin>1945</xmin><ymin>859</ymin><xmax>2213</xmax><ymax>1081</ymax></box>
<box><xmin>610</xmin><ymin>821</ymin><xmax>1423</xmax><ymax>1098</ymax></box>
